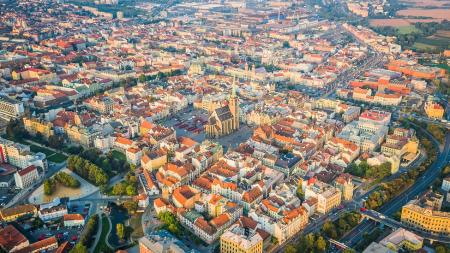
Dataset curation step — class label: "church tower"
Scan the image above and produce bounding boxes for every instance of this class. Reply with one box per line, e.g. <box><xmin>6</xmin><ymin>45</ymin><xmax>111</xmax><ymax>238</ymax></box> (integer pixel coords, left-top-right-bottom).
<box><xmin>229</xmin><ymin>77</ymin><xmax>239</xmax><ymax>130</ymax></box>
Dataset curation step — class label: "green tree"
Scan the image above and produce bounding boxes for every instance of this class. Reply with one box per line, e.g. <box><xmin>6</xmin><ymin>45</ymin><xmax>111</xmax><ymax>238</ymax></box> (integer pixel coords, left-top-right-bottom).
<box><xmin>322</xmin><ymin>220</ymin><xmax>338</xmax><ymax>239</ymax></box>
<box><xmin>48</xmin><ymin>135</ymin><xmax>64</xmax><ymax>149</ymax></box>
<box><xmin>116</xmin><ymin>223</ymin><xmax>125</xmax><ymax>241</ymax></box>
<box><xmin>285</xmin><ymin>244</ymin><xmax>297</xmax><ymax>253</ymax></box>
<box><xmin>315</xmin><ymin>236</ymin><xmax>327</xmax><ymax>252</ymax></box>
<box><xmin>43</xmin><ymin>179</ymin><xmax>54</xmax><ymax>195</ymax></box>
<box><xmin>126</xmin><ymin>184</ymin><xmax>137</xmax><ymax>196</ymax></box>
<box><xmin>69</xmin><ymin>243</ymin><xmax>88</xmax><ymax>253</ymax></box>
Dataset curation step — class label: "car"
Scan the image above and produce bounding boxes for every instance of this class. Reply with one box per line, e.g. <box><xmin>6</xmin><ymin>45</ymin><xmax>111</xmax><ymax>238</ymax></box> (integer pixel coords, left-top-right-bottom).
<box><xmin>360</xmin><ymin>207</ymin><xmax>367</xmax><ymax>212</ymax></box>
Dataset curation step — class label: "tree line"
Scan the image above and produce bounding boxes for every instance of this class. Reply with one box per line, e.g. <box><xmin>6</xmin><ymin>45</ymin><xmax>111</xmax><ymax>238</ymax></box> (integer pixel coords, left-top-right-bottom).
<box><xmin>69</xmin><ymin>214</ymin><xmax>99</xmax><ymax>253</ymax></box>
<box><xmin>345</xmin><ymin>161</ymin><xmax>391</xmax><ymax>180</ymax></box>
<box><xmin>67</xmin><ymin>155</ymin><xmax>108</xmax><ymax>187</ymax></box>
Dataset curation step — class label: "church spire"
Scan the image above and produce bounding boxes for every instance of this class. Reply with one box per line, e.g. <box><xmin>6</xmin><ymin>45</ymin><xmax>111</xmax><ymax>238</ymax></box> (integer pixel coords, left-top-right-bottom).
<box><xmin>231</xmin><ymin>76</ymin><xmax>237</xmax><ymax>98</ymax></box>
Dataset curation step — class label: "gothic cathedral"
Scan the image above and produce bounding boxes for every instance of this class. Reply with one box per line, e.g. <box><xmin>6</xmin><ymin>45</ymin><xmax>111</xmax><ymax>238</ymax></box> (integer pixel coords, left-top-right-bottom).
<box><xmin>205</xmin><ymin>79</ymin><xmax>239</xmax><ymax>138</ymax></box>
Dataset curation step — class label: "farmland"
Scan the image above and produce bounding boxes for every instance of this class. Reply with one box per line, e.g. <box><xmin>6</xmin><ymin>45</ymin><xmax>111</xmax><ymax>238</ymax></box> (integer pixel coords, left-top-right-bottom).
<box><xmin>396</xmin><ymin>8</ymin><xmax>450</xmax><ymax>19</ymax></box>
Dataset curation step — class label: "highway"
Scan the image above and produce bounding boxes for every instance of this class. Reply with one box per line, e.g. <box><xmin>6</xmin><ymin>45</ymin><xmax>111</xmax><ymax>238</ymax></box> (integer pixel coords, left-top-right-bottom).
<box><xmin>341</xmin><ymin>127</ymin><xmax>450</xmax><ymax>248</ymax></box>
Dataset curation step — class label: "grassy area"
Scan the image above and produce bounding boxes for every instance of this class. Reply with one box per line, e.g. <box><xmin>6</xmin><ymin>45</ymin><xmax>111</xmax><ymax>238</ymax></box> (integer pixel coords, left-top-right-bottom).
<box><xmin>111</xmin><ymin>150</ymin><xmax>126</xmax><ymax>161</ymax></box>
<box><xmin>413</xmin><ymin>42</ymin><xmax>437</xmax><ymax>50</ymax></box>
<box><xmin>129</xmin><ymin>214</ymin><xmax>144</xmax><ymax>240</ymax></box>
<box><xmin>94</xmin><ymin>215</ymin><xmax>112</xmax><ymax>253</ymax></box>
<box><xmin>47</xmin><ymin>153</ymin><xmax>68</xmax><ymax>163</ymax></box>
<box><xmin>30</xmin><ymin>144</ymin><xmax>55</xmax><ymax>156</ymax></box>
<box><xmin>397</xmin><ymin>25</ymin><xmax>420</xmax><ymax>34</ymax></box>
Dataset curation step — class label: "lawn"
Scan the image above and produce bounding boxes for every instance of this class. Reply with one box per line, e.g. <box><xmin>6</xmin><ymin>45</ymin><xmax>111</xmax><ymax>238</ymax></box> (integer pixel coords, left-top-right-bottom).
<box><xmin>30</xmin><ymin>144</ymin><xmax>55</xmax><ymax>156</ymax></box>
<box><xmin>94</xmin><ymin>215</ymin><xmax>111</xmax><ymax>253</ymax></box>
<box><xmin>111</xmin><ymin>150</ymin><xmax>126</xmax><ymax>161</ymax></box>
<box><xmin>397</xmin><ymin>25</ymin><xmax>420</xmax><ymax>34</ymax></box>
<box><xmin>47</xmin><ymin>153</ymin><xmax>68</xmax><ymax>163</ymax></box>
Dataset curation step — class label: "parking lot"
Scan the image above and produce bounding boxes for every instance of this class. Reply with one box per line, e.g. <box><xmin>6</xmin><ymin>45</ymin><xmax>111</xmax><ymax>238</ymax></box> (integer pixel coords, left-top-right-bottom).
<box><xmin>161</xmin><ymin>107</ymin><xmax>207</xmax><ymax>143</ymax></box>
<box><xmin>0</xmin><ymin>188</ymin><xmax>19</xmax><ymax>207</ymax></box>
<box><xmin>29</xmin><ymin>222</ymin><xmax>82</xmax><ymax>245</ymax></box>
<box><xmin>162</xmin><ymin>107</ymin><xmax>254</xmax><ymax>150</ymax></box>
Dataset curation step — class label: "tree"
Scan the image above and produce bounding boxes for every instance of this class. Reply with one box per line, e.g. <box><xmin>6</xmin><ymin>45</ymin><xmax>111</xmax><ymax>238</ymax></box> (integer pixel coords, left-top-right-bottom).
<box><xmin>138</xmin><ymin>74</ymin><xmax>146</xmax><ymax>83</ymax></box>
<box><xmin>126</xmin><ymin>184</ymin><xmax>137</xmax><ymax>196</ymax></box>
<box><xmin>48</xmin><ymin>135</ymin><xmax>64</xmax><ymax>149</ymax></box>
<box><xmin>123</xmin><ymin>201</ymin><xmax>138</xmax><ymax>214</ymax></box>
<box><xmin>283</xmin><ymin>41</ymin><xmax>291</xmax><ymax>48</ymax></box>
<box><xmin>44</xmin><ymin>179</ymin><xmax>54</xmax><ymax>195</ymax></box>
<box><xmin>322</xmin><ymin>220</ymin><xmax>338</xmax><ymax>239</ymax></box>
<box><xmin>285</xmin><ymin>244</ymin><xmax>297</xmax><ymax>253</ymax></box>
<box><xmin>305</xmin><ymin>233</ymin><xmax>316</xmax><ymax>250</ymax></box>
<box><xmin>315</xmin><ymin>236</ymin><xmax>327</xmax><ymax>252</ymax></box>
<box><xmin>69</xmin><ymin>243</ymin><xmax>88</xmax><ymax>253</ymax></box>
<box><xmin>435</xmin><ymin>246</ymin><xmax>447</xmax><ymax>253</ymax></box>
<box><xmin>116</xmin><ymin>223</ymin><xmax>125</xmax><ymax>241</ymax></box>
<box><xmin>296</xmin><ymin>180</ymin><xmax>304</xmax><ymax>200</ymax></box>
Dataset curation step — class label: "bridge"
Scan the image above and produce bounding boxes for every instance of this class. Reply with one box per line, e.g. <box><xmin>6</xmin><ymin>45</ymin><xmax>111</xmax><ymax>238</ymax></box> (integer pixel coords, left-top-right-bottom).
<box><xmin>361</xmin><ymin>209</ymin><xmax>450</xmax><ymax>244</ymax></box>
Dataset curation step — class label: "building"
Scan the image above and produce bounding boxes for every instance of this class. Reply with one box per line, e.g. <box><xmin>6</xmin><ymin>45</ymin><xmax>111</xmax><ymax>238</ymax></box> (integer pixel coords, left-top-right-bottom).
<box><xmin>442</xmin><ymin>177</ymin><xmax>450</xmax><ymax>192</ymax></box>
<box><xmin>220</xmin><ymin>222</ymin><xmax>263</xmax><ymax>253</ymax></box>
<box><xmin>0</xmin><ymin>96</ymin><xmax>24</xmax><ymax>121</ymax></box>
<box><xmin>38</xmin><ymin>198</ymin><xmax>68</xmax><ymax>222</ymax></box>
<box><xmin>424</xmin><ymin>100</ymin><xmax>445</xmax><ymax>119</ymax></box>
<box><xmin>0</xmin><ymin>225</ymin><xmax>29</xmax><ymax>252</ymax></box>
<box><xmin>379</xmin><ymin>228</ymin><xmax>423</xmax><ymax>252</ymax></box>
<box><xmin>401</xmin><ymin>194</ymin><xmax>449</xmax><ymax>236</ymax></box>
<box><xmin>14</xmin><ymin>165</ymin><xmax>40</xmax><ymax>189</ymax></box>
<box><xmin>14</xmin><ymin>236</ymin><xmax>58</xmax><ymax>253</ymax></box>
<box><xmin>23</xmin><ymin>118</ymin><xmax>54</xmax><ymax>140</ymax></box>
<box><xmin>334</xmin><ymin>174</ymin><xmax>353</xmax><ymax>201</ymax></box>
<box><xmin>0</xmin><ymin>204</ymin><xmax>37</xmax><ymax>222</ymax></box>
<box><xmin>139</xmin><ymin>230</ymin><xmax>200</xmax><ymax>253</ymax></box>
<box><xmin>0</xmin><ymin>137</ymin><xmax>47</xmax><ymax>170</ymax></box>
<box><xmin>305</xmin><ymin>180</ymin><xmax>341</xmax><ymax>214</ymax></box>
<box><xmin>63</xmin><ymin>214</ymin><xmax>85</xmax><ymax>227</ymax></box>
<box><xmin>205</xmin><ymin>81</ymin><xmax>239</xmax><ymax>138</ymax></box>
<box><xmin>362</xmin><ymin>242</ymin><xmax>395</xmax><ymax>253</ymax></box>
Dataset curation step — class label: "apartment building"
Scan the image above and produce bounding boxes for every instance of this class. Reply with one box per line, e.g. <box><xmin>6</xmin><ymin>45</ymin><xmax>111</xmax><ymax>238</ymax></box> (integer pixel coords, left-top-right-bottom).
<box><xmin>14</xmin><ymin>165</ymin><xmax>40</xmax><ymax>189</ymax></box>
<box><xmin>0</xmin><ymin>96</ymin><xmax>24</xmax><ymax>121</ymax></box>
<box><xmin>401</xmin><ymin>193</ymin><xmax>449</xmax><ymax>236</ymax></box>
<box><xmin>305</xmin><ymin>180</ymin><xmax>341</xmax><ymax>214</ymax></box>
<box><xmin>0</xmin><ymin>137</ymin><xmax>47</xmax><ymax>169</ymax></box>
<box><xmin>23</xmin><ymin>117</ymin><xmax>54</xmax><ymax>140</ymax></box>
<box><xmin>220</xmin><ymin>223</ymin><xmax>264</xmax><ymax>253</ymax></box>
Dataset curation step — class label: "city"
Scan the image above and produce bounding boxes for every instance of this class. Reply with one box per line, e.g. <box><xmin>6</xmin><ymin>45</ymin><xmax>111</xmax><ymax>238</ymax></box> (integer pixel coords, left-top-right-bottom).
<box><xmin>0</xmin><ymin>0</ymin><xmax>449</xmax><ymax>253</ymax></box>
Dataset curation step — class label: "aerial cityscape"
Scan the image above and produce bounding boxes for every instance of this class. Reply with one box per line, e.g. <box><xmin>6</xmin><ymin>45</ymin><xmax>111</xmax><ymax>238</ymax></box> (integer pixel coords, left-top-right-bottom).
<box><xmin>0</xmin><ymin>0</ymin><xmax>449</xmax><ymax>252</ymax></box>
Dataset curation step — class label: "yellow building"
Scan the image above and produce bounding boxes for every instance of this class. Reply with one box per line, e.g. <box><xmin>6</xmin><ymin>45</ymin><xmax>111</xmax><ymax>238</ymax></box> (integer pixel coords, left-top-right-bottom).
<box><xmin>205</xmin><ymin>81</ymin><xmax>239</xmax><ymax>138</ymax></box>
<box><xmin>380</xmin><ymin>228</ymin><xmax>423</xmax><ymax>252</ymax></box>
<box><xmin>23</xmin><ymin>117</ymin><xmax>54</xmax><ymax>140</ymax></box>
<box><xmin>334</xmin><ymin>174</ymin><xmax>353</xmax><ymax>201</ymax></box>
<box><xmin>401</xmin><ymin>203</ymin><xmax>450</xmax><ymax>236</ymax></box>
<box><xmin>141</xmin><ymin>149</ymin><xmax>167</xmax><ymax>171</ymax></box>
<box><xmin>424</xmin><ymin>101</ymin><xmax>445</xmax><ymax>119</ymax></box>
<box><xmin>0</xmin><ymin>204</ymin><xmax>37</xmax><ymax>222</ymax></box>
<box><xmin>220</xmin><ymin>223</ymin><xmax>263</xmax><ymax>253</ymax></box>
<box><xmin>305</xmin><ymin>181</ymin><xmax>342</xmax><ymax>214</ymax></box>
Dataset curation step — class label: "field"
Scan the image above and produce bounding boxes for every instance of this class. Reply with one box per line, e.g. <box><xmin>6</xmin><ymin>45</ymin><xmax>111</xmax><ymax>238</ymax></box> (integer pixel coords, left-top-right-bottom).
<box><xmin>397</xmin><ymin>8</ymin><xmax>450</xmax><ymax>19</ymax></box>
<box><xmin>111</xmin><ymin>150</ymin><xmax>126</xmax><ymax>161</ymax></box>
<box><xmin>397</xmin><ymin>25</ymin><xmax>420</xmax><ymax>34</ymax></box>
<box><xmin>413</xmin><ymin>42</ymin><xmax>438</xmax><ymax>50</ymax></box>
<box><xmin>29</xmin><ymin>144</ymin><xmax>68</xmax><ymax>163</ymax></box>
<box><xmin>369</xmin><ymin>18</ymin><xmax>443</xmax><ymax>27</ymax></box>
<box><xmin>400</xmin><ymin>0</ymin><xmax>450</xmax><ymax>7</ymax></box>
